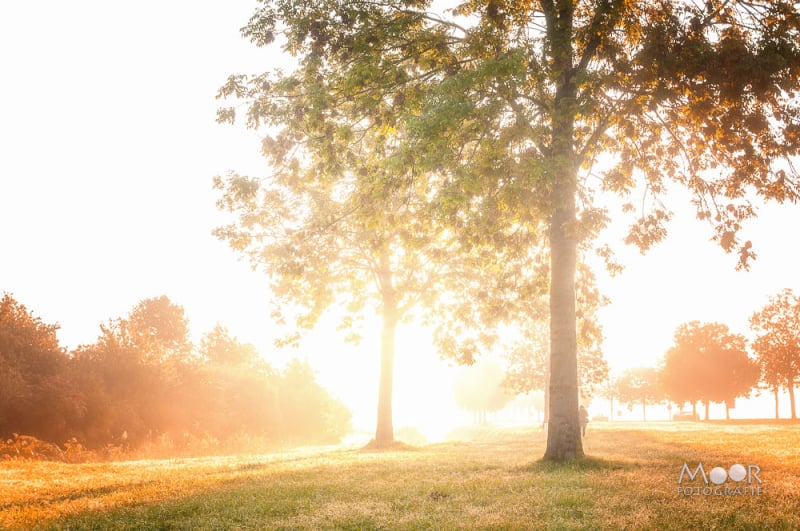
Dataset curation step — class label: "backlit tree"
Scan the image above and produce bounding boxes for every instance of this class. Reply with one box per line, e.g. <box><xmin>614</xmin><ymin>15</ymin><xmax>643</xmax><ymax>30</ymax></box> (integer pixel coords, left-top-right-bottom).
<box><xmin>661</xmin><ymin>321</ymin><xmax>759</xmax><ymax>420</ymax></box>
<box><xmin>751</xmin><ymin>289</ymin><xmax>800</xmax><ymax>419</ymax></box>
<box><xmin>220</xmin><ymin>0</ymin><xmax>800</xmax><ymax>459</ymax></box>
<box><xmin>213</xmin><ymin>121</ymin><xmax>456</xmax><ymax>447</ymax></box>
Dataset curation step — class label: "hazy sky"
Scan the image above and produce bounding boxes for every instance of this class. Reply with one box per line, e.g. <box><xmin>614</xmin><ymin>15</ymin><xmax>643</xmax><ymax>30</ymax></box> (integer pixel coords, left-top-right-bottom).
<box><xmin>1</xmin><ymin>1</ymin><xmax>269</xmax><ymax>345</ymax></box>
<box><xmin>2</xmin><ymin>1</ymin><xmax>799</xmax><ymax>430</ymax></box>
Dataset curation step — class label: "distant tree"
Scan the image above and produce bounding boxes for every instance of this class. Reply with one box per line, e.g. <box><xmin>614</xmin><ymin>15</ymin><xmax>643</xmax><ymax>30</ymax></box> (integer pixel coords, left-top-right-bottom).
<box><xmin>278</xmin><ymin>359</ymin><xmax>352</xmax><ymax>443</ymax></box>
<box><xmin>193</xmin><ymin>325</ymin><xmax>281</xmax><ymax>440</ymax></box>
<box><xmin>0</xmin><ymin>293</ymin><xmax>81</xmax><ymax>444</ymax></box>
<box><xmin>616</xmin><ymin>367</ymin><xmax>663</xmax><ymax>421</ymax></box>
<box><xmin>661</xmin><ymin>322</ymin><xmax>759</xmax><ymax>420</ymax></box>
<box><xmin>69</xmin><ymin>296</ymin><xmax>197</xmax><ymax>446</ymax></box>
<box><xmin>597</xmin><ymin>374</ymin><xmax>619</xmax><ymax>421</ymax></box>
<box><xmin>751</xmin><ymin>289</ymin><xmax>800</xmax><ymax>420</ymax></box>
<box><xmin>199</xmin><ymin>324</ymin><xmax>260</xmax><ymax>367</ymax></box>
<box><xmin>115</xmin><ymin>295</ymin><xmax>193</xmax><ymax>365</ymax></box>
<box><xmin>453</xmin><ymin>358</ymin><xmax>514</xmax><ymax>425</ymax></box>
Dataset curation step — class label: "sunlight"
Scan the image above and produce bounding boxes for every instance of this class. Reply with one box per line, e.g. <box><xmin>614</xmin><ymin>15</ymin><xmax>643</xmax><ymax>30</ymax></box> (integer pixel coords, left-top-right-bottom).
<box><xmin>297</xmin><ymin>315</ymin><xmax>473</xmax><ymax>444</ymax></box>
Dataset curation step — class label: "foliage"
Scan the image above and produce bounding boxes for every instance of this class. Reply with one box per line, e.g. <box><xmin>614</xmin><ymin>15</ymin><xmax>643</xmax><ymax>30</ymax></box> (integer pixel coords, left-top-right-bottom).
<box><xmin>0</xmin><ymin>433</ymin><xmax>64</xmax><ymax>461</ymax></box>
<box><xmin>199</xmin><ymin>323</ymin><xmax>260</xmax><ymax>366</ymax></box>
<box><xmin>0</xmin><ymin>293</ymin><xmax>80</xmax><ymax>444</ymax></box>
<box><xmin>661</xmin><ymin>321</ymin><xmax>759</xmax><ymax>419</ymax></box>
<box><xmin>0</xmin><ymin>294</ymin><xmax>351</xmax><ymax>457</ymax></box>
<box><xmin>751</xmin><ymin>288</ymin><xmax>800</xmax><ymax>419</ymax></box>
<box><xmin>221</xmin><ymin>0</ymin><xmax>800</xmax><ymax>461</ymax></box>
<box><xmin>277</xmin><ymin>359</ymin><xmax>353</xmax><ymax>444</ymax></box>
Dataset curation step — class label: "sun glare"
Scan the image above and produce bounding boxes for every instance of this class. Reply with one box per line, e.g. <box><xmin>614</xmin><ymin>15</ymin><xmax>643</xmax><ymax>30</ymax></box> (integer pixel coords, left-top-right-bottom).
<box><xmin>300</xmin><ymin>315</ymin><xmax>475</xmax><ymax>444</ymax></box>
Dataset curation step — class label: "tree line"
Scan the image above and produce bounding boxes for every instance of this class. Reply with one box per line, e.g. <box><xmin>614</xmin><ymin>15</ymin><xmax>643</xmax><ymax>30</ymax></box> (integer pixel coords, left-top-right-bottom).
<box><xmin>0</xmin><ymin>293</ymin><xmax>351</xmax><ymax>456</ymax></box>
<box><xmin>607</xmin><ymin>289</ymin><xmax>800</xmax><ymax>421</ymax></box>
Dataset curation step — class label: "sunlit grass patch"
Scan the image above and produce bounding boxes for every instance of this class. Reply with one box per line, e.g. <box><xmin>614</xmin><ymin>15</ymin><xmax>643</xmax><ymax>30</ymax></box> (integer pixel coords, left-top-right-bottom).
<box><xmin>3</xmin><ymin>423</ymin><xmax>800</xmax><ymax>529</ymax></box>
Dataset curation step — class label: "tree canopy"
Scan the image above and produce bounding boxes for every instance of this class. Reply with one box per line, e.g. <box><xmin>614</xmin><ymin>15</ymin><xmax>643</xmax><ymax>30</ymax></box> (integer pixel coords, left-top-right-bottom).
<box><xmin>219</xmin><ymin>0</ymin><xmax>800</xmax><ymax>459</ymax></box>
<box><xmin>661</xmin><ymin>321</ymin><xmax>759</xmax><ymax>420</ymax></box>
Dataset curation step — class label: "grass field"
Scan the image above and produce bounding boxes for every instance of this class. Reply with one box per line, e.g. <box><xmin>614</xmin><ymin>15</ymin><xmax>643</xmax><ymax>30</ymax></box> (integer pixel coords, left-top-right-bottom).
<box><xmin>2</xmin><ymin>422</ymin><xmax>799</xmax><ymax>530</ymax></box>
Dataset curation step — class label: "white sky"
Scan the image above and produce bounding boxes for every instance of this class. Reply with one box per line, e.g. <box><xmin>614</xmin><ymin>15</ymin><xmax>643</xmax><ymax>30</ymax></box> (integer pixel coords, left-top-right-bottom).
<box><xmin>1</xmin><ymin>1</ymin><xmax>799</xmax><ymax>433</ymax></box>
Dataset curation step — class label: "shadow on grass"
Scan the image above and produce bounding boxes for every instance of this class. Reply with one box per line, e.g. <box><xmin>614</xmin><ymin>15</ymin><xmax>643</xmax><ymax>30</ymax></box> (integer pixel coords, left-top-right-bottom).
<box><xmin>359</xmin><ymin>439</ymin><xmax>418</xmax><ymax>453</ymax></box>
<box><xmin>518</xmin><ymin>456</ymin><xmax>642</xmax><ymax>473</ymax></box>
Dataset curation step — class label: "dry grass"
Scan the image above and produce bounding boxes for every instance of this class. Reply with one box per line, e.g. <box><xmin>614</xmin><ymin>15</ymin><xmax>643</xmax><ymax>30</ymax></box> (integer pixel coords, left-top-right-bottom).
<box><xmin>2</xmin><ymin>422</ymin><xmax>799</xmax><ymax>529</ymax></box>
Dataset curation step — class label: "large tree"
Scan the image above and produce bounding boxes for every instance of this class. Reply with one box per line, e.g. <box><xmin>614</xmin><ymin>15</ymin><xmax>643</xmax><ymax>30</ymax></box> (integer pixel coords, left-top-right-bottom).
<box><xmin>661</xmin><ymin>321</ymin><xmax>759</xmax><ymax>420</ymax></box>
<box><xmin>220</xmin><ymin>0</ymin><xmax>800</xmax><ymax>459</ymax></box>
<box><xmin>751</xmin><ymin>288</ymin><xmax>800</xmax><ymax>419</ymax></box>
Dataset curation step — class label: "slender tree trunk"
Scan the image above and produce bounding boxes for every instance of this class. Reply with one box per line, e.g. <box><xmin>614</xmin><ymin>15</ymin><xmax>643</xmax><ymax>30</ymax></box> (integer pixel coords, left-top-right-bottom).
<box><xmin>692</xmin><ymin>401</ymin><xmax>697</xmax><ymax>419</ymax></box>
<box><xmin>725</xmin><ymin>401</ymin><xmax>731</xmax><ymax>421</ymax></box>
<box><xmin>374</xmin><ymin>305</ymin><xmax>397</xmax><ymax>446</ymax></box>
<box><xmin>774</xmin><ymin>385</ymin><xmax>780</xmax><ymax>419</ymax></box>
<box><xmin>789</xmin><ymin>380</ymin><xmax>797</xmax><ymax>420</ymax></box>
<box><xmin>642</xmin><ymin>401</ymin><xmax>647</xmax><ymax>421</ymax></box>
<box><xmin>704</xmin><ymin>400</ymin><xmax>710</xmax><ymax>421</ymax></box>
<box><xmin>609</xmin><ymin>395</ymin><xmax>614</xmax><ymax>422</ymax></box>
<box><xmin>543</xmin><ymin>0</ymin><xmax>582</xmax><ymax>462</ymax></box>
<box><xmin>374</xmin><ymin>251</ymin><xmax>398</xmax><ymax>447</ymax></box>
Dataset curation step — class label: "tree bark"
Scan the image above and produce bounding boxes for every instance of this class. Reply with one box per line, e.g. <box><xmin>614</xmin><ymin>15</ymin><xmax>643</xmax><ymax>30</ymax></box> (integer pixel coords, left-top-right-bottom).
<box><xmin>543</xmin><ymin>0</ymin><xmax>582</xmax><ymax>461</ymax></box>
<box><xmin>774</xmin><ymin>385</ymin><xmax>780</xmax><ymax>419</ymax></box>
<box><xmin>704</xmin><ymin>400</ymin><xmax>710</xmax><ymax>421</ymax></box>
<box><xmin>543</xmin><ymin>353</ymin><xmax>551</xmax><ymax>430</ymax></box>
<box><xmin>789</xmin><ymin>380</ymin><xmax>797</xmax><ymax>420</ymax></box>
<box><xmin>374</xmin><ymin>305</ymin><xmax>397</xmax><ymax>446</ymax></box>
<box><xmin>642</xmin><ymin>401</ymin><xmax>647</xmax><ymax>421</ymax></box>
<box><xmin>374</xmin><ymin>249</ymin><xmax>398</xmax><ymax>447</ymax></box>
<box><xmin>609</xmin><ymin>395</ymin><xmax>614</xmax><ymax>422</ymax></box>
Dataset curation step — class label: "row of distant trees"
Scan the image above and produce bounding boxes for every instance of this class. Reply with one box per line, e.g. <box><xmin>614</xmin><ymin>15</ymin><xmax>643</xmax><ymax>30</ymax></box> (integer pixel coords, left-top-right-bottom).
<box><xmin>604</xmin><ymin>289</ymin><xmax>800</xmax><ymax>421</ymax></box>
<box><xmin>0</xmin><ymin>293</ymin><xmax>351</xmax><ymax>452</ymax></box>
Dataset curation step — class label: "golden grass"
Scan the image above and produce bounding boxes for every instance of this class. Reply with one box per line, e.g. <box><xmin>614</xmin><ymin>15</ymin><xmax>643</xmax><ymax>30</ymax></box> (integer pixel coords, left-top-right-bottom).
<box><xmin>2</xmin><ymin>423</ymin><xmax>799</xmax><ymax>529</ymax></box>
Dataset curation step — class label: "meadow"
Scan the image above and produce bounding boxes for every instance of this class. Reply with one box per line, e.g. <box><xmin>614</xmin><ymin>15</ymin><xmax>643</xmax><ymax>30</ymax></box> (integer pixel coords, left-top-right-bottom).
<box><xmin>2</xmin><ymin>422</ymin><xmax>799</xmax><ymax>530</ymax></box>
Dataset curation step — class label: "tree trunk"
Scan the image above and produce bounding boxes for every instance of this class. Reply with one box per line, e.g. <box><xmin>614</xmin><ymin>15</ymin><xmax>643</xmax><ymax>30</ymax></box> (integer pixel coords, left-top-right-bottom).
<box><xmin>542</xmin><ymin>0</ymin><xmax>582</xmax><ymax>462</ymax></box>
<box><xmin>374</xmin><ymin>251</ymin><xmax>398</xmax><ymax>447</ymax></box>
<box><xmin>789</xmin><ymin>380</ymin><xmax>797</xmax><ymax>420</ymax></box>
<box><xmin>774</xmin><ymin>385</ymin><xmax>780</xmax><ymax>419</ymax></box>
<box><xmin>374</xmin><ymin>306</ymin><xmax>397</xmax><ymax>446</ymax></box>
<box><xmin>543</xmin><ymin>353</ymin><xmax>551</xmax><ymax>430</ymax></box>
<box><xmin>704</xmin><ymin>400</ymin><xmax>710</xmax><ymax>421</ymax></box>
<box><xmin>642</xmin><ymin>400</ymin><xmax>647</xmax><ymax>421</ymax></box>
<box><xmin>609</xmin><ymin>395</ymin><xmax>614</xmax><ymax>422</ymax></box>
<box><xmin>725</xmin><ymin>400</ymin><xmax>731</xmax><ymax>421</ymax></box>
<box><xmin>692</xmin><ymin>401</ymin><xmax>697</xmax><ymax>419</ymax></box>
